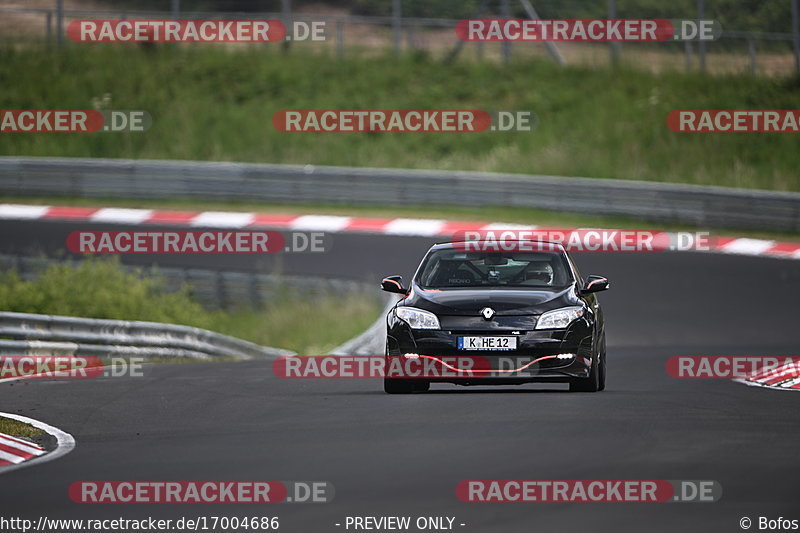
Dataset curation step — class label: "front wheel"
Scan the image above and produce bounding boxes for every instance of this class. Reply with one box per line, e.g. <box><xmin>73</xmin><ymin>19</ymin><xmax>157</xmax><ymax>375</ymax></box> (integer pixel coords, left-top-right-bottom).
<box><xmin>598</xmin><ymin>335</ymin><xmax>606</xmax><ymax>391</ymax></box>
<box><xmin>569</xmin><ymin>366</ymin><xmax>599</xmax><ymax>392</ymax></box>
<box><xmin>569</xmin><ymin>336</ymin><xmax>604</xmax><ymax>393</ymax></box>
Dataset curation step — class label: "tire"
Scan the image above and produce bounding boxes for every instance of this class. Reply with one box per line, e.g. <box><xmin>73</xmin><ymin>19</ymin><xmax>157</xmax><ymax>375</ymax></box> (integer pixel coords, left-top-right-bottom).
<box><xmin>598</xmin><ymin>334</ymin><xmax>607</xmax><ymax>392</ymax></box>
<box><xmin>569</xmin><ymin>335</ymin><xmax>602</xmax><ymax>393</ymax></box>
<box><xmin>383</xmin><ymin>339</ymin><xmax>430</xmax><ymax>394</ymax></box>
<box><xmin>383</xmin><ymin>340</ymin><xmax>413</xmax><ymax>394</ymax></box>
<box><xmin>569</xmin><ymin>367</ymin><xmax>599</xmax><ymax>392</ymax></box>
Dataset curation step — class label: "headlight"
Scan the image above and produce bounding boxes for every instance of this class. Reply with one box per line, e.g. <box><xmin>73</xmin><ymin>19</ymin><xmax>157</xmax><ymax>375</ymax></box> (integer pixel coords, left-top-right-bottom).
<box><xmin>396</xmin><ymin>307</ymin><xmax>440</xmax><ymax>330</ymax></box>
<box><xmin>535</xmin><ymin>306</ymin><xmax>584</xmax><ymax>330</ymax></box>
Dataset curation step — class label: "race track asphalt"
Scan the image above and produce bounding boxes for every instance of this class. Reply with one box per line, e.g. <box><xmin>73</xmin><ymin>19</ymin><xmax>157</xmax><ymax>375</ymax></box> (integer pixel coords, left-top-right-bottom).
<box><xmin>1</xmin><ymin>219</ymin><xmax>798</xmax><ymax>533</ymax></box>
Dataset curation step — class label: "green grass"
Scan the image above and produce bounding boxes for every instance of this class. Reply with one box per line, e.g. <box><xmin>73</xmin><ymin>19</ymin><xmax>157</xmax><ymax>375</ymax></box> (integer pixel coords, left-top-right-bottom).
<box><xmin>3</xmin><ymin>195</ymin><xmax>797</xmax><ymax>241</ymax></box>
<box><xmin>0</xmin><ymin>417</ymin><xmax>44</xmax><ymax>439</ymax></box>
<box><xmin>0</xmin><ymin>45</ymin><xmax>799</xmax><ymax>191</ymax></box>
<box><xmin>0</xmin><ymin>258</ymin><xmax>381</xmax><ymax>354</ymax></box>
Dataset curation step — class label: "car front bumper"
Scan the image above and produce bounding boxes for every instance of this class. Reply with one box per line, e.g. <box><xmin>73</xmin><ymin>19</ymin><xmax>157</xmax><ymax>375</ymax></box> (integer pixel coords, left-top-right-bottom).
<box><xmin>386</xmin><ymin>318</ymin><xmax>595</xmax><ymax>384</ymax></box>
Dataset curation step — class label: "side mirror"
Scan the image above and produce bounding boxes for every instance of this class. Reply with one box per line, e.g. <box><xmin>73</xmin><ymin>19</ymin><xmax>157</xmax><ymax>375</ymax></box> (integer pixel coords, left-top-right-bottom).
<box><xmin>381</xmin><ymin>275</ymin><xmax>406</xmax><ymax>294</ymax></box>
<box><xmin>580</xmin><ymin>275</ymin><xmax>609</xmax><ymax>295</ymax></box>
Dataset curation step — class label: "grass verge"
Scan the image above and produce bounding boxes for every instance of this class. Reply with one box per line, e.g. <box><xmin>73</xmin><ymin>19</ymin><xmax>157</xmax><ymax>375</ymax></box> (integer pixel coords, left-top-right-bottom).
<box><xmin>0</xmin><ymin>417</ymin><xmax>44</xmax><ymax>439</ymax></box>
<box><xmin>0</xmin><ymin>258</ymin><xmax>381</xmax><ymax>355</ymax></box>
<box><xmin>0</xmin><ymin>45</ymin><xmax>799</xmax><ymax>191</ymax></box>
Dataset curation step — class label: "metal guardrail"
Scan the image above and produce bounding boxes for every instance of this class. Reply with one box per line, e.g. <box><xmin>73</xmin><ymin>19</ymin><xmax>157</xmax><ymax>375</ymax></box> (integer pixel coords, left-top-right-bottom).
<box><xmin>0</xmin><ymin>157</ymin><xmax>798</xmax><ymax>232</ymax></box>
<box><xmin>0</xmin><ymin>311</ymin><xmax>295</xmax><ymax>360</ymax></box>
<box><xmin>329</xmin><ymin>295</ymin><xmax>397</xmax><ymax>356</ymax></box>
<box><xmin>0</xmin><ymin>254</ymin><xmax>373</xmax><ymax>312</ymax></box>
<box><xmin>0</xmin><ymin>255</ymin><xmax>385</xmax><ymax>360</ymax></box>
<box><xmin>0</xmin><ymin>254</ymin><xmax>383</xmax><ymax>359</ymax></box>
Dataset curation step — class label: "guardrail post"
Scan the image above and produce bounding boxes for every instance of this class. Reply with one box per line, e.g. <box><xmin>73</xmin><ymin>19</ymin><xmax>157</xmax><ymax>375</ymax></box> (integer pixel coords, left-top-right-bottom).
<box><xmin>171</xmin><ymin>0</ymin><xmax>180</xmax><ymax>19</ymax></box>
<box><xmin>215</xmin><ymin>271</ymin><xmax>226</xmax><ymax>310</ymax></box>
<box><xmin>748</xmin><ymin>38</ymin><xmax>757</xmax><ymax>74</ymax></box>
<box><xmin>392</xmin><ymin>0</ymin><xmax>402</xmax><ymax>56</ymax></box>
<box><xmin>250</xmin><ymin>274</ymin><xmax>261</xmax><ymax>309</ymax></box>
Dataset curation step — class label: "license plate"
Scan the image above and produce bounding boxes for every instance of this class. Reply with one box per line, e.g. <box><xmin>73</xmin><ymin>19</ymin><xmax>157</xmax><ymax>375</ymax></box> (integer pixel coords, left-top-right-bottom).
<box><xmin>457</xmin><ymin>336</ymin><xmax>517</xmax><ymax>351</ymax></box>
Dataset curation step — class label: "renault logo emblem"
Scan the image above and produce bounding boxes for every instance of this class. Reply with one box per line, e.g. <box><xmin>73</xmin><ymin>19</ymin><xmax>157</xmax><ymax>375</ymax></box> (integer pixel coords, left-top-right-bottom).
<box><xmin>481</xmin><ymin>307</ymin><xmax>495</xmax><ymax>320</ymax></box>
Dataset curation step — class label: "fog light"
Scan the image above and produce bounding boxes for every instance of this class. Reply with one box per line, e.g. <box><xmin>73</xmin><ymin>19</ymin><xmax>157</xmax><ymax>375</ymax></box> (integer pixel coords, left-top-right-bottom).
<box><xmin>556</xmin><ymin>353</ymin><xmax>575</xmax><ymax>360</ymax></box>
<box><xmin>404</xmin><ymin>353</ymin><xmax>420</xmax><ymax>359</ymax></box>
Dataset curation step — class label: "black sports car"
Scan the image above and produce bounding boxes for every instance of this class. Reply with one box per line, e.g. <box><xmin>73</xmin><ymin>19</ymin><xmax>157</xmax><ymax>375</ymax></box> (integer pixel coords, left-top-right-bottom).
<box><xmin>380</xmin><ymin>241</ymin><xmax>609</xmax><ymax>394</ymax></box>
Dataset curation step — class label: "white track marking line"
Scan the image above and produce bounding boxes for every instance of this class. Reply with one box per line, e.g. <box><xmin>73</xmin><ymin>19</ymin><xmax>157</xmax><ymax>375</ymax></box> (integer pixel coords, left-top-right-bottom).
<box><xmin>480</xmin><ymin>223</ymin><xmax>539</xmax><ymax>230</ymax></box>
<box><xmin>0</xmin><ymin>204</ymin><xmax>51</xmax><ymax>219</ymax></box>
<box><xmin>190</xmin><ymin>211</ymin><xmax>255</xmax><ymax>228</ymax></box>
<box><xmin>0</xmin><ymin>435</ymin><xmax>44</xmax><ymax>454</ymax></box>
<box><xmin>0</xmin><ymin>201</ymin><xmax>799</xmax><ymax>260</ymax></box>
<box><xmin>0</xmin><ymin>449</ymin><xmax>31</xmax><ymax>464</ymax></box>
<box><xmin>384</xmin><ymin>218</ymin><xmax>446</xmax><ymax>236</ymax></box>
<box><xmin>289</xmin><ymin>215</ymin><xmax>352</xmax><ymax>231</ymax></box>
<box><xmin>720</xmin><ymin>238</ymin><xmax>776</xmax><ymax>255</ymax></box>
<box><xmin>90</xmin><ymin>208</ymin><xmax>154</xmax><ymax>224</ymax></box>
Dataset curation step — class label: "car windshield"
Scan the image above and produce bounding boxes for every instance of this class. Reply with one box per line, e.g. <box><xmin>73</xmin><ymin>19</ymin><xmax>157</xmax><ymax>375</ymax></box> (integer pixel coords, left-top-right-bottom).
<box><xmin>416</xmin><ymin>249</ymin><xmax>574</xmax><ymax>289</ymax></box>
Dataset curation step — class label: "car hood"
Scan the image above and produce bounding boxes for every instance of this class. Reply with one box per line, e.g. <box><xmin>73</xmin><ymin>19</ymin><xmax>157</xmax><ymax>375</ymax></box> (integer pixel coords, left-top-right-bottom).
<box><xmin>403</xmin><ymin>284</ymin><xmax>577</xmax><ymax>316</ymax></box>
